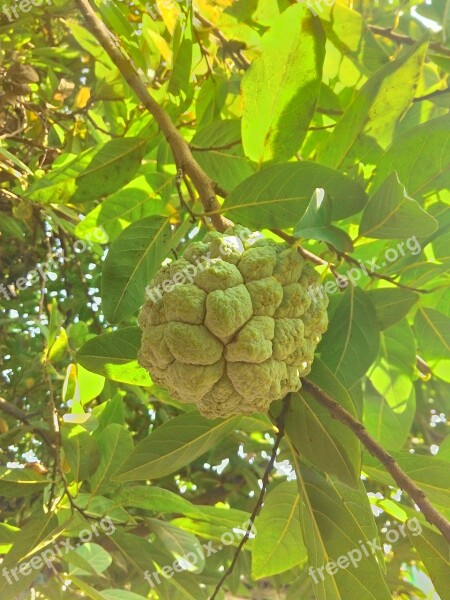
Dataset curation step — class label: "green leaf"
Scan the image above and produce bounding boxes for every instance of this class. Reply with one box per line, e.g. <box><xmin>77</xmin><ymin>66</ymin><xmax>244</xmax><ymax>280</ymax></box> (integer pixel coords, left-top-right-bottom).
<box><xmin>148</xmin><ymin>519</ymin><xmax>205</xmax><ymax>572</ymax></box>
<box><xmin>89</xmin><ymin>424</ymin><xmax>134</xmax><ymax>495</ymax></box>
<box><xmin>113</xmin><ymin>413</ymin><xmax>240</xmax><ymax>482</ymax></box>
<box><xmin>252</xmin><ymin>481</ymin><xmax>307</xmax><ymax>579</ymax></box>
<box><xmin>101</xmin><ymin>216</ymin><xmax>174</xmax><ymax>323</ymax></box>
<box><xmin>0</xmin><ymin>523</ymin><xmax>19</xmax><ymax>553</ymax></box>
<box><xmin>110</xmin><ymin>531</ymin><xmax>207</xmax><ymax>599</ymax></box>
<box><xmin>241</xmin><ymin>3</ymin><xmax>325</xmax><ymax>163</ymax></box>
<box><xmin>61</xmin><ymin>424</ymin><xmax>100</xmax><ymax>481</ymax></box>
<box><xmin>0</xmin><ymin>508</ymin><xmax>63</xmax><ymax>600</ymax></box>
<box><xmin>192</xmin><ymin>120</ymin><xmax>255</xmax><ymax>193</ymax></box>
<box><xmin>372</xmin><ymin>114</ymin><xmax>450</xmax><ymax>197</ymax></box>
<box><xmin>222</xmin><ymin>162</ymin><xmax>367</xmax><ymax>229</ymax></box>
<box><xmin>365</xmin><ymin>321</ymin><xmax>417</xmax><ymax>450</ymax></box>
<box><xmin>414</xmin><ymin>307</ymin><xmax>450</xmax><ymax>360</ymax></box>
<box><xmin>318</xmin><ymin>41</ymin><xmax>428</xmax><ymax>169</ymax></box>
<box><xmin>101</xmin><ymin>592</ymin><xmax>149</xmax><ymax>600</ymax></box>
<box><xmin>364</xmin><ymin>386</ymin><xmax>416</xmax><ymax>452</ymax></box>
<box><xmin>0</xmin><ymin>467</ymin><xmax>48</xmax><ymax>498</ymax></box>
<box><xmin>287</xmin><ymin>360</ymin><xmax>361</xmax><ymax>487</ymax></box>
<box><xmin>117</xmin><ymin>486</ymin><xmax>203</xmax><ymax>516</ymax></box>
<box><xmin>294</xmin><ymin>467</ymin><xmax>391</xmax><ymax>600</ymax></box>
<box><xmin>410</xmin><ymin>526</ymin><xmax>450</xmax><ymax>600</ymax></box>
<box><xmin>366</xmin><ymin>288</ymin><xmax>419</xmax><ymax>330</ymax></box>
<box><xmin>320</xmin><ymin>287</ymin><xmax>380</xmax><ymax>388</ymax></box>
<box><xmin>294</xmin><ymin>188</ymin><xmax>354</xmax><ymax>252</ymax></box>
<box><xmin>364</xmin><ymin>453</ymin><xmax>450</xmax><ymax>509</ymax></box>
<box><xmin>322</xmin><ymin>4</ymin><xmax>389</xmax><ymax>75</ymax></box>
<box><xmin>26</xmin><ymin>138</ymin><xmax>148</xmax><ymax>204</ymax></box>
<box><xmin>75</xmin><ymin>172</ymin><xmax>174</xmax><ymax>243</ymax></box>
<box><xmin>68</xmin><ymin>542</ymin><xmax>112</xmax><ymax>576</ymax></box>
<box><xmin>369</xmin><ymin>320</ymin><xmax>416</xmax><ymax>407</ymax></box>
<box><xmin>77</xmin><ymin>327</ymin><xmax>151</xmax><ymax>386</ymax></box>
<box><xmin>359</xmin><ymin>172</ymin><xmax>437</xmax><ymax>239</ymax></box>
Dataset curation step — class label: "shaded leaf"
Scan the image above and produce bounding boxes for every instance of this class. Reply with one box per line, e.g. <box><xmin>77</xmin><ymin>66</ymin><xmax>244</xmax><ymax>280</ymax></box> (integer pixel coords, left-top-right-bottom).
<box><xmin>222</xmin><ymin>162</ymin><xmax>367</xmax><ymax>229</ymax></box>
<box><xmin>113</xmin><ymin>414</ymin><xmax>240</xmax><ymax>482</ymax></box>
<box><xmin>320</xmin><ymin>287</ymin><xmax>380</xmax><ymax>387</ymax></box>
<box><xmin>242</xmin><ymin>4</ymin><xmax>325</xmax><ymax>163</ymax></box>
<box><xmin>359</xmin><ymin>172</ymin><xmax>437</xmax><ymax>239</ymax></box>
<box><xmin>318</xmin><ymin>41</ymin><xmax>428</xmax><ymax>169</ymax></box>
<box><xmin>252</xmin><ymin>481</ymin><xmax>307</xmax><ymax>579</ymax></box>
<box><xmin>77</xmin><ymin>327</ymin><xmax>151</xmax><ymax>386</ymax></box>
<box><xmin>26</xmin><ymin>138</ymin><xmax>148</xmax><ymax>204</ymax></box>
<box><xmin>101</xmin><ymin>216</ymin><xmax>174</xmax><ymax>323</ymax></box>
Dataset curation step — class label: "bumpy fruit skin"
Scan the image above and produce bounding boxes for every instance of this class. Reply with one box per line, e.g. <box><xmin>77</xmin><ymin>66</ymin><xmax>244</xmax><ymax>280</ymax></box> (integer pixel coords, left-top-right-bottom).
<box><xmin>138</xmin><ymin>227</ymin><xmax>329</xmax><ymax>419</ymax></box>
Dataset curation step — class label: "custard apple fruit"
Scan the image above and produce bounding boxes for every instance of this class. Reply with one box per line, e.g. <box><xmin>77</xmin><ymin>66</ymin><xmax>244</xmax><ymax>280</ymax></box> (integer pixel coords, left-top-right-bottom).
<box><xmin>138</xmin><ymin>226</ymin><xmax>329</xmax><ymax>419</ymax></box>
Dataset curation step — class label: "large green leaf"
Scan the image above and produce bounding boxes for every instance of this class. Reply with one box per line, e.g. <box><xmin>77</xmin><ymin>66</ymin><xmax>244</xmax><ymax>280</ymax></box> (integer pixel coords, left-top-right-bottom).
<box><xmin>75</xmin><ymin>172</ymin><xmax>174</xmax><ymax>243</ymax></box>
<box><xmin>294</xmin><ymin>467</ymin><xmax>391</xmax><ymax>600</ymax></box>
<box><xmin>372</xmin><ymin>114</ymin><xmax>450</xmax><ymax>197</ymax></box>
<box><xmin>113</xmin><ymin>413</ymin><xmax>240</xmax><ymax>482</ymax></box>
<box><xmin>318</xmin><ymin>41</ymin><xmax>428</xmax><ymax>169</ymax></box>
<box><xmin>322</xmin><ymin>3</ymin><xmax>389</xmax><ymax>75</ymax></box>
<box><xmin>101</xmin><ymin>216</ymin><xmax>174</xmax><ymax>323</ymax></box>
<box><xmin>241</xmin><ymin>3</ymin><xmax>325</xmax><ymax>163</ymax></box>
<box><xmin>414</xmin><ymin>307</ymin><xmax>450</xmax><ymax>382</ymax></box>
<box><xmin>0</xmin><ymin>467</ymin><xmax>48</xmax><ymax>498</ymax></box>
<box><xmin>410</xmin><ymin>526</ymin><xmax>450</xmax><ymax>600</ymax></box>
<box><xmin>414</xmin><ymin>307</ymin><xmax>450</xmax><ymax>360</ymax></box>
<box><xmin>61</xmin><ymin>424</ymin><xmax>100</xmax><ymax>481</ymax></box>
<box><xmin>287</xmin><ymin>360</ymin><xmax>361</xmax><ymax>487</ymax></box>
<box><xmin>365</xmin><ymin>320</ymin><xmax>417</xmax><ymax>450</ymax></box>
<box><xmin>26</xmin><ymin>138</ymin><xmax>148</xmax><ymax>204</ymax></box>
<box><xmin>221</xmin><ymin>162</ymin><xmax>367</xmax><ymax>229</ymax></box>
<box><xmin>359</xmin><ymin>172</ymin><xmax>437</xmax><ymax>239</ymax></box>
<box><xmin>0</xmin><ymin>508</ymin><xmax>64</xmax><ymax>600</ymax></box>
<box><xmin>89</xmin><ymin>424</ymin><xmax>134</xmax><ymax>495</ymax></box>
<box><xmin>117</xmin><ymin>486</ymin><xmax>203</xmax><ymax>516</ymax></box>
<box><xmin>77</xmin><ymin>327</ymin><xmax>152</xmax><ymax>386</ymax></box>
<box><xmin>366</xmin><ymin>288</ymin><xmax>419</xmax><ymax>330</ymax></box>
<box><xmin>148</xmin><ymin>519</ymin><xmax>205</xmax><ymax>573</ymax></box>
<box><xmin>110</xmin><ymin>530</ymin><xmax>208</xmax><ymax>599</ymax></box>
<box><xmin>192</xmin><ymin>120</ymin><xmax>255</xmax><ymax>193</ymax></box>
<box><xmin>252</xmin><ymin>481</ymin><xmax>307</xmax><ymax>579</ymax></box>
<box><xmin>364</xmin><ymin>387</ymin><xmax>416</xmax><ymax>452</ymax></box>
<box><xmin>369</xmin><ymin>320</ymin><xmax>417</xmax><ymax>409</ymax></box>
<box><xmin>320</xmin><ymin>287</ymin><xmax>380</xmax><ymax>388</ymax></box>
<box><xmin>364</xmin><ymin>453</ymin><xmax>450</xmax><ymax>509</ymax></box>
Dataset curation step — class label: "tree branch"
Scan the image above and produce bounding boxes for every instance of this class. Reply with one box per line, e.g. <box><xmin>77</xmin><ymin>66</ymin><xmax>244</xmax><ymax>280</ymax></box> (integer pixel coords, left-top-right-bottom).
<box><xmin>302</xmin><ymin>379</ymin><xmax>450</xmax><ymax>542</ymax></box>
<box><xmin>369</xmin><ymin>25</ymin><xmax>450</xmax><ymax>57</ymax></box>
<box><xmin>0</xmin><ymin>396</ymin><xmax>54</xmax><ymax>446</ymax></box>
<box><xmin>208</xmin><ymin>395</ymin><xmax>291</xmax><ymax>600</ymax></box>
<box><xmin>74</xmin><ymin>0</ymin><xmax>232</xmax><ymax>233</ymax></box>
<box><xmin>413</xmin><ymin>88</ymin><xmax>450</xmax><ymax>103</ymax></box>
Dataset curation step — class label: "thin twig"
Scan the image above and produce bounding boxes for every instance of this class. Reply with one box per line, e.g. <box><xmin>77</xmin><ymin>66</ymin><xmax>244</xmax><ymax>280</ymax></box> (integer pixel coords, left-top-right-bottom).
<box><xmin>208</xmin><ymin>395</ymin><xmax>291</xmax><ymax>600</ymax></box>
<box><xmin>302</xmin><ymin>379</ymin><xmax>450</xmax><ymax>542</ymax></box>
<box><xmin>75</xmin><ymin>0</ymin><xmax>232</xmax><ymax>232</ymax></box>
<box><xmin>413</xmin><ymin>88</ymin><xmax>450</xmax><ymax>103</ymax></box>
<box><xmin>0</xmin><ymin>396</ymin><xmax>54</xmax><ymax>446</ymax></box>
<box><xmin>190</xmin><ymin>139</ymin><xmax>241</xmax><ymax>152</ymax></box>
<box><xmin>369</xmin><ymin>25</ymin><xmax>450</xmax><ymax>57</ymax></box>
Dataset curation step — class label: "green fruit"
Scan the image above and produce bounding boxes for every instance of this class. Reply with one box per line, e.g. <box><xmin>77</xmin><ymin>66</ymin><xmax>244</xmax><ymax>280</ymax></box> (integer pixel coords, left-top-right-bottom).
<box><xmin>138</xmin><ymin>227</ymin><xmax>328</xmax><ymax>418</ymax></box>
